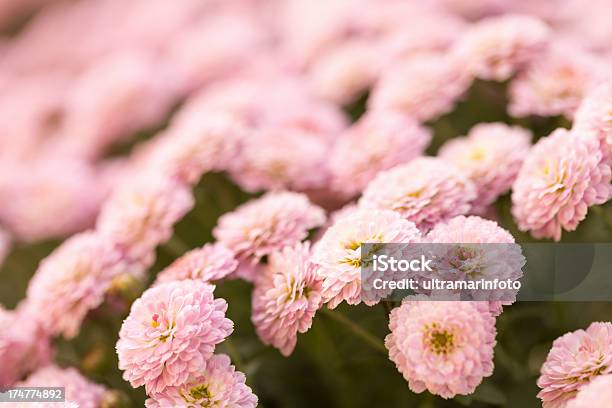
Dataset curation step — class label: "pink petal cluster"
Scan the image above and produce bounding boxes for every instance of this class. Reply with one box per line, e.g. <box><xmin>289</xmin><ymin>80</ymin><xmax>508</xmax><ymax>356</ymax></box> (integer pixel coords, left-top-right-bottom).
<box><xmin>537</xmin><ymin>322</ymin><xmax>612</xmax><ymax>408</ymax></box>
<box><xmin>369</xmin><ymin>53</ymin><xmax>472</xmax><ymax>122</ymax></box>
<box><xmin>311</xmin><ymin>208</ymin><xmax>421</xmax><ymax>308</ymax></box>
<box><xmin>438</xmin><ymin>123</ymin><xmax>531</xmax><ymax>212</ymax></box>
<box><xmin>573</xmin><ymin>81</ymin><xmax>612</xmax><ymax>164</ymax></box>
<box><xmin>155</xmin><ymin>243</ymin><xmax>238</xmax><ymax>285</ymax></box>
<box><xmin>213</xmin><ymin>191</ymin><xmax>325</xmax><ymax>281</ymax></box>
<box><xmin>252</xmin><ymin>242</ymin><xmax>323</xmax><ymax>356</ymax></box>
<box><xmin>330</xmin><ymin>110</ymin><xmax>432</xmax><ymax>198</ymax></box>
<box><xmin>117</xmin><ymin>280</ymin><xmax>233</xmax><ymax>394</ymax></box>
<box><xmin>385</xmin><ymin>300</ymin><xmax>497</xmax><ymax>399</ymax></box>
<box><xmin>512</xmin><ymin>129</ymin><xmax>611</xmax><ymax>240</ymax></box>
<box><xmin>15</xmin><ymin>364</ymin><xmax>107</xmax><ymax>408</ymax></box>
<box><xmin>25</xmin><ymin>231</ymin><xmax>125</xmax><ymax>338</ymax></box>
<box><xmin>145</xmin><ymin>354</ymin><xmax>257</xmax><ymax>408</ymax></box>
<box><xmin>453</xmin><ymin>14</ymin><xmax>550</xmax><ymax>81</ymax></box>
<box><xmin>359</xmin><ymin>157</ymin><xmax>476</xmax><ymax>231</ymax></box>
<box><xmin>566</xmin><ymin>374</ymin><xmax>612</xmax><ymax>408</ymax></box>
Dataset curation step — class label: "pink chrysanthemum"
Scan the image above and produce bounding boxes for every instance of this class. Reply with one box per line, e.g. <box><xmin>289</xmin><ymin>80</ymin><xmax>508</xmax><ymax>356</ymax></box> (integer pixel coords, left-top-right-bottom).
<box><xmin>453</xmin><ymin>14</ymin><xmax>550</xmax><ymax>81</ymax></box>
<box><xmin>369</xmin><ymin>53</ymin><xmax>472</xmax><ymax>122</ymax></box>
<box><xmin>252</xmin><ymin>242</ymin><xmax>323</xmax><ymax>356</ymax></box>
<box><xmin>438</xmin><ymin>123</ymin><xmax>531</xmax><ymax>212</ymax></box>
<box><xmin>537</xmin><ymin>322</ymin><xmax>612</xmax><ymax>408</ymax></box>
<box><xmin>16</xmin><ymin>365</ymin><xmax>106</xmax><ymax>408</ymax></box>
<box><xmin>117</xmin><ymin>280</ymin><xmax>233</xmax><ymax>394</ymax></box>
<box><xmin>385</xmin><ymin>300</ymin><xmax>497</xmax><ymax>399</ymax></box>
<box><xmin>509</xmin><ymin>43</ymin><xmax>609</xmax><ymax>119</ymax></box>
<box><xmin>144</xmin><ymin>354</ymin><xmax>257</xmax><ymax>408</ymax></box>
<box><xmin>96</xmin><ymin>176</ymin><xmax>194</xmax><ymax>269</ymax></box>
<box><xmin>25</xmin><ymin>231</ymin><xmax>125</xmax><ymax>338</ymax></box>
<box><xmin>573</xmin><ymin>81</ymin><xmax>612</xmax><ymax>164</ymax></box>
<box><xmin>330</xmin><ymin>110</ymin><xmax>432</xmax><ymax>198</ymax></box>
<box><xmin>0</xmin><ymin>226</ymin><xmax>10</xmax><ymax>267</ymax></box>
<box><xmin>311</xmin><ymin>208</ymin><xmax>421</xmax><ymax>309</ymax></box>
<box><xmin>155</xmin><ymin>243</ymin><xmax>238</xmax><ymax>285</ymax></box>
<box><xmin>566</xmin><ymin>374</ymin><xmax>612</xmax><ymax>408</ymax></box>
<box><xmin>213</xmin><ymin>191</ymin><xmax>325</xmax><ymax>281</ymax></box>
<box><xmin>512</xmin><ymin>129</ymin><xmax>611</xmax><ymax>241</ymax></box>
<box><xmin>359</xmin><ymin>157</ymin><xmax>476</xmax><ymax>231</ymax></box>
<box><xmin>0</xmin><ymin>305</ymin><xmax>52</xmax><ymax>387</ymax></box>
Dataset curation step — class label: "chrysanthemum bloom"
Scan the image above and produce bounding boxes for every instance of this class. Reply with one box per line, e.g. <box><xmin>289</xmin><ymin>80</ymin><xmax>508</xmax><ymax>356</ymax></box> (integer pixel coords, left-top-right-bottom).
<box><xmin>359</xmin><ymin>157</ymin><xmax>476</xmax><ymax>231</ymax></box>
<box><xmin>312</xmin><ymin>208</ymin><xmax>421</xmax><ymax>308</ymax></box>
<box><xmin>96</xmin><ymin>176</ymin><xmax>194</xmax><ymax>269</ymax></box>
<box><xmin>155</xmin><ymin>243</ymin><xmax>238</xmax><ymax>285</ymax></box>
<box><xmin>426</xmin><ymin>216</ymin><xmax>525</xmax><ymax>316</ymax></box>
<box><xmin>15</xmin><ymin>365</ymin><xmax>106</xmax><ymax>408</ymax></box>
<box><xmin>117</xmin><ymin>280</ymin><xmax>233</xmax><ymax>394</ymax></box>
<box><xmin>385</xmin><ymin>300</ymin><xmax>497</xmax><ymax>399</ymax></box>
<box><xmin>573</xmin><ymin>81</ymin><xmax>612</xmax><ymax>164</ymax></box>
<box><xmin>512</xmin><ymin>129</ymin><xmax>611</xmax><ymax>241</ymax></box>
<box><xmin>369</xmin><ymin>53</ymin><xmax>472</xmax><ymax>122</ymax></box>
<box><xmin>252</xmin><ymin>242</ymin><xmax>323</xmax><ymax>356</ymax></box>
<box><xmin>0</xmin><ymin>226</ymin><xmax>10</xmax><ymax>267</ymax></box>
<box><xmin>509</xmin><ymin>43</ymin><xmax>609</xmax><ymax>119</ymax></box>
<box><xmin>229</xmin><ymin>126</ymin><xmax>331</xmax><ymax>193</ymax></box>
<box><xmin>566</xmin><ymin>374</ymin><xmax>612</xmax><ymax>408</ymax></box>
<box><xmin>213</xmin><ymin>191</ymin><xmax>325</xmax><ymax>281</ymax></box>
<box><xmin>438</xmin><ymin>123</ymin><xmax>531</xmax><ymax>212</ymax></box>
<box><xmin>25</xmin><ymin>231</ymin><xmax>125</xmax><ymax>338</ymax></box>
<box><xmin>330</xmin><ymin>110</ymin><xmax>432</xmax><ymax>198</ymax></box>
<box><xmin>145</xmin><ymin>354</ymin><xmax>257</xmax><ymax>408</ymax></box>
<box><xmin>0</xmin><ymin>305</ymin><xmax>52</xmax><ymax>387</ymax></box>
<box><xmin>537</xmin><ymin>322</ymin><xmax>612</xmax><ymax>408</ymax></box>
<box><xmin>452</xmin><ymin>14</ymin><xmax>550</xmax><ymax>81</ymax></box>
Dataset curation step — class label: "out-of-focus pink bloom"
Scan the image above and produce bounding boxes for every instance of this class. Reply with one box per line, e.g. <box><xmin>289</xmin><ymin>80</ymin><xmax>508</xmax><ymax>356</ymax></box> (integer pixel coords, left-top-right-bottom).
<box><xmin>117</xmin><ymin>280</ymin><xmax>233</xmax><ymax>394</ymax></box>
<box><xmin>0</xmin><ymin>304</ymin><xmax>52</xmax><ymax>387</ymax></box>
<box><xmin>213</xmin><ymin>191</ymin><xmax>325</xmax><ymax>281</ymax></box>
<box><xmin>512</xmin><ymin>129</ymin><xmax>610</xmax><ymax>241</ymax></box>
<box><xmin>385</xmin><ymin>299</ymin><xmax>497</xmax><ymax>399</ymax></box>
<box><xmin>15</xmin><ymin>365</ymin><xmax>106</xmax><ymax>408</ymax></box>
<box><xmin>359</xmin><ymin>157</ymin><xmax>476</xmax><ymax>231</ymax></box>
<box><xmin>25</xmin><ymin>231</ymin><xmax>125</xmax><ymax>338</ymax></box>
<box><xmin>509</xmin><ymin>43</ymin><xmax>609</xmax><ymax>119</ymax></box>
<box><xmin>566</xmin><ymin>374</ymin><xmax>612</xmax><ymax>408</ymax></box>
<box><xmin>0</xmin><ymin>227</ymin><xmax>10</xmax><ymax>267</ymax></box>
<box><xmin>557</xmin><ymin>0</ymin><xmax>612</xmax><ymax>52</ymax></box>
<box><xmin>330</xmin><ymin>110</ymin><xmax>431</xmax><ymax>198</ymax></box>
<box><xmin>155</xmin><ymin>243</ymin><xmax>238</xmax><ymax>285</ymax></box>
<box><xmin>438</xmin><ymin>123</ymin><xmax>531</xmax><ymax>212</ymax></box>
<box><xmin>573</xmin><ymin>81</ymin><xmax>612</xmax><ymax>165</ymax></box>
<box><xmin>96</xmin><ymin>176</ymin><xmax>194</xmax><ymax>269</ymax></box>
<box><xmin>311</xmin><ymin>208</ymin><xmax>421</xmax><ymax>308</ymax></box>
<box><xmin>369</xmin><ymin>53</ymin><xmax>472</xmax><ymax>122</ymax></box>
<box><xmin>537</xmin><ymin>322</ymin><xmax>612</xmax><ymax>408</ymax></box>
<box><xmin>453</xmin><ymin>14</ymin><xmax>550</xmax><ymax>81</ymax></box>
<box><xmin>144</xmin><ymin>354</ymin><xmax>257</xmax><ymax>408</ymax></box>
<box><xmin>425</xmin><ymin>0</ymin><xmax>505</xmax><ymax>19</ymax></box>
<box><xmin>252</xmin><ymin>242</ymin><xmax>322</xmax><ymax>356</ymax></box>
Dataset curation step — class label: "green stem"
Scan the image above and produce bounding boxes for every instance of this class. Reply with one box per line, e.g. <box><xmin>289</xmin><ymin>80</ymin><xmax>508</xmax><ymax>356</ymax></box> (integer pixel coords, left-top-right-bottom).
<box><xmin>320</xmin><ymin>308</ymin><xmax>387</xmax><ymax>354</ymax></box>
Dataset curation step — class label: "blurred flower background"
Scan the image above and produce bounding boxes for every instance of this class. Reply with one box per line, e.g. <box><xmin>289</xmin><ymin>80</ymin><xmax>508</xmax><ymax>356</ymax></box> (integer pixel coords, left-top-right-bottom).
<box><xmin>0</xmin><ymin>0</ymin><xmax>611</xmax><ymax>407</ymax></box>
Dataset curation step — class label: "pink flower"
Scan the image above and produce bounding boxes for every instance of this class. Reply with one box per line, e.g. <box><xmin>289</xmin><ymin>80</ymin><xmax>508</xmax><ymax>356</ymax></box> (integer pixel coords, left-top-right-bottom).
<box><xmin>453</xmin><ymin>14</ymin><xmax>550</xmax><ymax>81</ymax></box>
<box><xmin>145</xmin><ymin>354</ymin><xmax>257</xmax><ymax>408</ymax></box>
<box><xmin>359</xmin><ymin>157</ymin><xmax>476</xmax><ymax>231</ymax></box>
<box><xmin>537</xmin><ymin>322</ymin><xmax>612</xmax><ymax>408</ymax></box>
<box><xmin>566</xmin><ymin>374</ymin><xmax>612</xmax><ymax>408</ymax></box>
<box><xmin>15</xmin><ymin>365</ymin><xmax>106</xmax><ymax>408</ymax></box>
<box><xmin>369</xmin><ymin>53</ymin><xmax>472</xmax><ymax>122</ymax></box>
<box><xmin>573</xmin><ymin>81</ymin><xmax>612</xmax><ymax>165</ymax></box>
<box><xmin>385</xmin><ymin>300</ymin><xmax>497</xmax><ymax>399</ymax></box>
<box><xmin>213</xmin><ymin>191</ymin><xmax>325</xmax><ymax>281</ymax></box>
<box><xmin>25</xmin><ymin>231</ymin><xmax>125</xmax><ymax>338</ymax></box>
<box><xmin>0</xmin><ymin>226</ymin><xmax>10</xmax><ymax>267</ymax></box>
<box><xmin>311</xmin><ymin>208</ymin><xmax>421</xmax><ymax>308</ymax></box>
<box><xmin>509</xmin><ymin>43</ymin><xmax>609</xmax><ymax>119</ymax></box>
<box><xmin>330</xmin><ymin>110</ymin><xmax>432</xmax><ymax>198</ymax></box>
<box><xmin>438</xmin><ymin>123</ymin><xmax>531</xmax><ymax>212</ymax></box>
<box><xmin>96</xmin><ymin>176</ymin><xmax>194</xmax><ymax>269</ymax></box>
<box><xmin>252</xmin><ymin>242</ymin><xmax>323</xmax><ymax>356</ymax></box>
<box><xmin>155</xmin><ymin>243</ymin><xmax>238</xmax><ymax>285</ymax></box>
<box><xmin>117</xmin><ymin>280</ymin><xmax>233</xmax><ymax>394</ymax></box>
<box><xmin>512</xmin><ymin>129</ymin><xmax>611</xmax><ymax>241</ymax></box>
